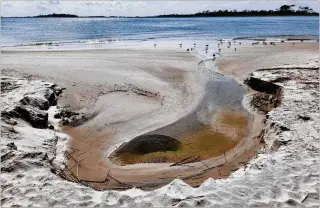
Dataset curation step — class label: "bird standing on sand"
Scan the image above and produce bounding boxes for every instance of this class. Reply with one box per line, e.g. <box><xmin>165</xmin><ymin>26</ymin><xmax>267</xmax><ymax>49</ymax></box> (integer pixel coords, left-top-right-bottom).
<box><xmin>234</xmin><ymin>48</ymin><xmax>237</xmax><ymax>51</ymax></box>
<box><xmin>219</xmin><ymin>48</ymin><xmax>221</xmax><ymax>52</ymax></box>
<box><xmin>154</xmin><ymin>44</ymin><xmax>156</xmax><ymax>48</ymax></box>
<box><xmin>180</xmin><ymin>43</ymin><xmax>182</xmax><ymax>48</ymax></box>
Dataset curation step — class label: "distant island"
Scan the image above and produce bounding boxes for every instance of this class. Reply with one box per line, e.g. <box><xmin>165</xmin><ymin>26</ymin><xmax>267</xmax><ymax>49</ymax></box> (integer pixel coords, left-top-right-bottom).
<box><xmin>3</xmin><ymin>13</ymin><xmax>107</xmax><ymax>18</ymax></box>
<box><xmin>2</xmin><ymin>5</ymin><xmax>318</xmax><ymax>18</ymax></box>
<box><xmin>36</xmin><ymin>13</ymin><xmax>79</xmax><ymax>18</ymax></box>
<box><xmin>35</xmin><ymin>13</ymin><xmax>109</xmax><ymax>18</ymax></box>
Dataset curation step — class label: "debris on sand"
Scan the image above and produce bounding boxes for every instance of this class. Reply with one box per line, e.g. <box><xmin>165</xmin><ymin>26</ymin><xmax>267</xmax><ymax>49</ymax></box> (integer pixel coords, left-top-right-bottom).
<box><xmin>106</xmin><ymin>83</ymin><xmax>161</xmax><ymax>98</ymax></box>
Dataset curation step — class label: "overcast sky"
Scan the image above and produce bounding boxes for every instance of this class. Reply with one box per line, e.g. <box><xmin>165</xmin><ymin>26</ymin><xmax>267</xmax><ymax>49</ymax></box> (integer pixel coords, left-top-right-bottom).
<box><xmin>1</xmin><ymin>0</ymin><xmax>319</xmax><ymax>17</ymax></box>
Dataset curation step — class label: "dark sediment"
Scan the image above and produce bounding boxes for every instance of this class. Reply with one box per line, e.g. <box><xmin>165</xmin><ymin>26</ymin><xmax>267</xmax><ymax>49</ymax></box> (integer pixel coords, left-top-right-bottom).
<box><xmin>113</xmin><ymin>134</ymin><xmax>181</xmax><ymax>155</ymax></box>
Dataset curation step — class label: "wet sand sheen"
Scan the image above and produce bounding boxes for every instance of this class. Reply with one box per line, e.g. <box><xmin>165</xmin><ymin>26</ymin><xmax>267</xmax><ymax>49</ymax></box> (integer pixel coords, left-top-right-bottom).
<box><xmin>111</xmin><ymin>110</ymin><xmax>248</xmax><ymax>165</ymax></box>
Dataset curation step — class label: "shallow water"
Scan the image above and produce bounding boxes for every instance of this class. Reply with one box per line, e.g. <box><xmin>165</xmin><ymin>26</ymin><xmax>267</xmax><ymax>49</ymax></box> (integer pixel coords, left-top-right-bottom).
<box><xmin>111</xmin><ymin>65</ymin><xmax>252</xmax><ymax>165</ymax></box>
<box><xmin>2</xmin><ymin>16</ymin><xmax>318</xmax><ymax>46</ymax></box>
<box><xmin>112</xmin><ymin>110</ymin><xmax>248</xmax><ymax>165</ymax></box>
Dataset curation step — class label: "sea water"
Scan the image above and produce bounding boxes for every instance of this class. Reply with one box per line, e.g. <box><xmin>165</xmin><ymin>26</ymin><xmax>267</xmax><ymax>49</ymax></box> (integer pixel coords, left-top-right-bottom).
<box><xmin>2</xmin><ymin>16</ymin><xmax>318</xmax><ymax>47</ymax></box>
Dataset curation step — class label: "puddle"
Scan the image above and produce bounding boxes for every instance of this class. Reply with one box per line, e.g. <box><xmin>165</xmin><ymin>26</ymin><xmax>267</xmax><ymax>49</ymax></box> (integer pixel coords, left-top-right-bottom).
<box><xmin>111</xmin><ymin>109</ymin><xmax>248</xmax><ymax>165</ymax></box>
<box><xmin>60</xmin><ymin>60</ymin><xmax>263</xmax><ymax>190</ymax></box>
<box><xmin>110</xmin><ymin>70</ymin><xmax>252</xmax><ymax>165</ymax></box>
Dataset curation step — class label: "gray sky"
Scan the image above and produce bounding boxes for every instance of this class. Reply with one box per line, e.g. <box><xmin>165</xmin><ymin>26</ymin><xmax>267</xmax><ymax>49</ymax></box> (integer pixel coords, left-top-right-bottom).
<box><xmin>1</xmin><ymin>0</ymin><xmax>319</xmax><ymax>17</ymax></box>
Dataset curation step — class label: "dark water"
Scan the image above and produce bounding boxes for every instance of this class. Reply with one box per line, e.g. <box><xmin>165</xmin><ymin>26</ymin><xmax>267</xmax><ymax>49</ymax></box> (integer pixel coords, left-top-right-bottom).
<box><xmin>1</xmin><ymin>16</ymin><xmax>318</xmax><ymax>45</ymax></box>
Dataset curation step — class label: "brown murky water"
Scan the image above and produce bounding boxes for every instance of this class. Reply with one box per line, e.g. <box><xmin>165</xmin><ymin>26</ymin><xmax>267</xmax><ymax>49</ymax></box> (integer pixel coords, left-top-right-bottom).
<box><xmin>111</xmin><ymin>110</ymin><xmax>248</xmax><ymax>165</ymax></box>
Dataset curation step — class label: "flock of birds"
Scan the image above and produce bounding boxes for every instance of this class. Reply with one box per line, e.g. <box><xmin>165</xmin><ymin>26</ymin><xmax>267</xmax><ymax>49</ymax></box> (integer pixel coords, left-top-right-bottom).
<box><xmin>153</xmin><ymin>39</ymin><xmax>299</xmax><ymax>58</ymax></box>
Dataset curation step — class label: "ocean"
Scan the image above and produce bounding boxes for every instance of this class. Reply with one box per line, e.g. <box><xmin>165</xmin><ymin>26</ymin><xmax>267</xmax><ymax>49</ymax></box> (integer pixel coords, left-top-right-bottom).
<box><xmin>1</xmin><ymin>16</ymin><xmax>318</xmax><ymax>47</ymax></box>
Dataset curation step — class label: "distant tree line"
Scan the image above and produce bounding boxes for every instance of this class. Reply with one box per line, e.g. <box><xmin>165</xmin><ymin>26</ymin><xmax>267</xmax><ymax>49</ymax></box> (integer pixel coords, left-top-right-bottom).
<box><xmin>156</xmin><ymin>5</ymin><xmax>319</xmax><ymax>17</ymax></box>
<box><xmin>36</xmin><ymin>13</ymin><xmax>78</xmax><ymax>18</ymax></box>
<box><xmin>3</xmin><ymin>5</ymin><xmax>318</xmax><ymax>18</ymax></box>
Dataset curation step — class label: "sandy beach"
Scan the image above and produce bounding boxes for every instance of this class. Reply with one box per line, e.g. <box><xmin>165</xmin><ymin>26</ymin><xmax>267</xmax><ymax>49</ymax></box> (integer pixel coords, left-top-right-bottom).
<box><xmin>1</xmin><ymin>43</ymin><xmax>263</xmax><ymax>188</ymax></box>
<box><xmin>1</xmin><ymin>40</ymin><xmax>319</xmax><ymax>206</ymax></box>
<box><xmin>216</xmin><ymin>42</ymin><xmax>318</xmax><ymax>80</ymax></box>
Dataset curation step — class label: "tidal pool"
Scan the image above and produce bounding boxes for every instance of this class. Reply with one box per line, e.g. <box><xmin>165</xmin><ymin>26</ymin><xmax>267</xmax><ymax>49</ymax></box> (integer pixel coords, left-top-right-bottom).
<box><xmin>111</xmin><ymin>72</ymin><xmax>251</xmax><ymax>165</ymax></box>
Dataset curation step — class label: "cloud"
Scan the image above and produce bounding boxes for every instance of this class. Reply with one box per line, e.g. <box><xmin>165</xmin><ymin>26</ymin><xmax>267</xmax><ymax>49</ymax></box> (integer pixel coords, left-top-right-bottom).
<box><xmin>1</xmin><ymin>0</ymin><xmax>319</xmax><ymax>17</ymax></box>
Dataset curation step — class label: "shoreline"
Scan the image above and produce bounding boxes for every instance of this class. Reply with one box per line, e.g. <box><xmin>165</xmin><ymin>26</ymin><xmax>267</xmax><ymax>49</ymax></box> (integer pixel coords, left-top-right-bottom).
<box><xmin>2</xmin><ymin>35</ymin><xmax>318</xmax><ymax>51</ymax></box>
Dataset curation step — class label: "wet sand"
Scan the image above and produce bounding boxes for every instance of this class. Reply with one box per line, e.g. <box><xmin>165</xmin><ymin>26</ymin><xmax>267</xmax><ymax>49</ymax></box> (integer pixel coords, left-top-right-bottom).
<box><xmin>1</xmin><ymin>48</ymin><xmax>207</xmax><ymax>188</ymax></box>
<box><xmin>216</xmin><ymin>42</ymin><xmax>319</xmax><ymax>80</ymax></box>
